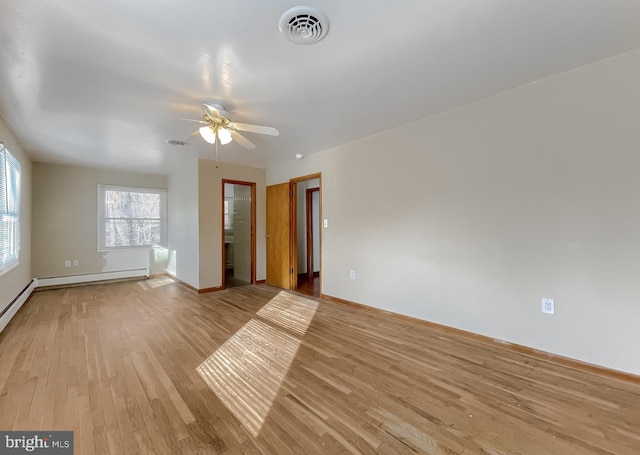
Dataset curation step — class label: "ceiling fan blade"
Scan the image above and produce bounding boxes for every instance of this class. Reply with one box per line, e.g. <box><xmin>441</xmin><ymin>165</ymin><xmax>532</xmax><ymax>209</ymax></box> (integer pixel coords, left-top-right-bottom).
<box><xmin>181</xmin><ymin>129</ymin><xmax>201</xmax><ymax>141</ymax></box>
<box><xmin>230</xmin><ymin>130</ymin><xmax>256</xmax><ymax>149</ymax></box>
<box><xmin>171</xmin><ymin>117</ymin><xmax>208</xmax><ymax>125</ymax></box>
<box><xmin>231</xmin><ymin>122</ymin><xmax>279</xmax><ymax>136</ymax></box>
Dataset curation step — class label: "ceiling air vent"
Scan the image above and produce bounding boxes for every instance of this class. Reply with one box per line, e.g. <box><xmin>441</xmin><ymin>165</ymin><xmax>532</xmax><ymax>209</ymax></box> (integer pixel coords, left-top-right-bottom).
<box><xmin>279</xmin><ymin>6</ymin><xmax>329</xmax><ymax>45</ymax></box>
<box><xmin>165</xmin><ymin>139</ymin><xmax>189</xmax><ymax>147</ymax></box>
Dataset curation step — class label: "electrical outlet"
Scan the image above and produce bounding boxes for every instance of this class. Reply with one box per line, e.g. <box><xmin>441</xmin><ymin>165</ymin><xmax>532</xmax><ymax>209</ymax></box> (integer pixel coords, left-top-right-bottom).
<box><xmin>73</xmin><ymin>259</ymin><xmax>79</xmax><ymax>267</ymax></box>
<box><xmin>64</xmin><ymin>260</ymin><xmax>71</xmax><ymax>268</ymax></box>
<box><xmin>541</xmin><ymin>298</ymin><xmax>555</xmax><ymax>315</ymax></box>
<box><xmin>349</xmin><ymin>269</ymin><xmax>356</xmax><ymax>280</ymax></box>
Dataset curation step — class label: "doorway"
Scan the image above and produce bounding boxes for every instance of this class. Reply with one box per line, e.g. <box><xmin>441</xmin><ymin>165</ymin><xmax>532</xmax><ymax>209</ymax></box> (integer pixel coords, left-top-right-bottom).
<box><xmin>222</xmin><ymin>180</ymin><xmax>256</xmax><ymax>289</ymax></box>
<box><xmin>294</xmin><ymin>179</ymin><xmax>320</xmax><ymax>296</ymax></box>
<box><xmin>306</xmin><ymin>187</ymin><xmax>320</xmax><ymax>279</ymax></box>
<box><xmin>292</xmin><ymin>175</ymin><xmax>321</xmax><ymax>297</ymax></box>
<box><xmin>265</xmin><ymin>173</ymin><xmax>322</xmax><ymax>296</ymax></box>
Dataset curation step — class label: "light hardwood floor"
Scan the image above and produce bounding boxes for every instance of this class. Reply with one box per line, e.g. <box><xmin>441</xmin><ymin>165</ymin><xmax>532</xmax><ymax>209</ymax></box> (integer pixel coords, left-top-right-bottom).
<box><xmin>0</xmin><ymin>277</ymin><xmax>639</xmax><ymax>454</ymax></box>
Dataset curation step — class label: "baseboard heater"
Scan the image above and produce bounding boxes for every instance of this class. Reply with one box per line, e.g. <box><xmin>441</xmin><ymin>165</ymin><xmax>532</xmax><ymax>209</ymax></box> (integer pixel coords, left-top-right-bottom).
<box><xmin>36</xmin><ymin>267</ymin><xmax>150</xmax><ymax>288</ymax></box>
<box><xmin>0</xmin><ymin>279</ymin><xmax>37</xmax><ymax>333</ymax></box>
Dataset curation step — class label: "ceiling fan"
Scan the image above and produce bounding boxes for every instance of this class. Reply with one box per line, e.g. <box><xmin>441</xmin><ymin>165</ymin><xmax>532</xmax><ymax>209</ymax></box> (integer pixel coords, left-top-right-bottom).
<box><xmin>179</xmin><ymin>102</ymin><xmax>279</xmax><ymax>150</ymax></box>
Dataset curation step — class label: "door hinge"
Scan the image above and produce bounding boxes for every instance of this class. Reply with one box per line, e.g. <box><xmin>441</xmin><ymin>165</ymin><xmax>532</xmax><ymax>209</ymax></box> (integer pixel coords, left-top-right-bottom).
<box><xmin>290</xmin><ymin>191</ymin><xmax>294</xmax><ymax>197</ymax></box>
<box><xmin>290</xmin><ymin>268</ymin><xmax>294</xmax><ymax>274</ymax></box>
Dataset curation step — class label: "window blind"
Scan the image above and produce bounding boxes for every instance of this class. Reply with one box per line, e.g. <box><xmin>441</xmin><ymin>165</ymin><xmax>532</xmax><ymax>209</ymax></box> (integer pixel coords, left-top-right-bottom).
<box><xmin>0</xmin><ymin>145</ymin><xmax>21</xmax><ymax>274</ymax></box>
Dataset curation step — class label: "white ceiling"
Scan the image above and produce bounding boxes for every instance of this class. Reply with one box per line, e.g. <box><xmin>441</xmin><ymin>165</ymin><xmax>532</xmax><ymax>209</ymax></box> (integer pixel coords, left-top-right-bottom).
<box><xmin>1</xmin><ymin>1</ymin><xmax>640</xmax><ymax>174</ymax></box>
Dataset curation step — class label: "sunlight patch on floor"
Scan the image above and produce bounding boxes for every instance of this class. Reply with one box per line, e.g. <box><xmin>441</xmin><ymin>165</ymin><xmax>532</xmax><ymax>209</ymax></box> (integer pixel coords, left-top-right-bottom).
<box><xmin>196</xmin><ymin>291</ymin><xmax>318</xmax><ymax>436</ymax></box>
<box><xmin>139</xmin><ymin>276</ymin><xmax>175</xmax><ymax>289</ymax></box>
<box><xmin>257</xmin><ymin>292</ymin><xmax>318</xmax><ymax>336</ymax></box>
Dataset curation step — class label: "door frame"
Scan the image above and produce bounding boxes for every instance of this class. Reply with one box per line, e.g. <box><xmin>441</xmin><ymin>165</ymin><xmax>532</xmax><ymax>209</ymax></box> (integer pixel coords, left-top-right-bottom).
<box><xmin>221</xmin><ymin>179</ymin><xmax>256</xmax><ymax>289</ymax></box>
<box><xmin>290</xmin><ymin>173</ymin><xmax>322</xmax><ymax>291</ymax></box>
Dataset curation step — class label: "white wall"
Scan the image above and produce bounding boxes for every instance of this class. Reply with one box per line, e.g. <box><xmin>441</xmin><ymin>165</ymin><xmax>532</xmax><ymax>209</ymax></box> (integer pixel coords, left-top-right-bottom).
<box><xmin>0</xmin><ymin>116</ymin><xmax>31</xmax><ymax>314</ymax></box>
<box><xmin>267</xmin><ymin>48</ymin><xmax>640</xmax><ymax>375</ymax></box>
<box><xmin>167</xmin><ymin>158</ymin><xmax>200</xmax><ymax>288</ymax></box>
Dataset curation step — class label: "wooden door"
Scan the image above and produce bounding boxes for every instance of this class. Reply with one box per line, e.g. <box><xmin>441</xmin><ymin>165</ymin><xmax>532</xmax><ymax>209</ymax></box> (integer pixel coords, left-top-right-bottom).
<box><xmin>266</xmin><ymin>183</ymin><xmax>291</xmax><ymax>289</ymax></box>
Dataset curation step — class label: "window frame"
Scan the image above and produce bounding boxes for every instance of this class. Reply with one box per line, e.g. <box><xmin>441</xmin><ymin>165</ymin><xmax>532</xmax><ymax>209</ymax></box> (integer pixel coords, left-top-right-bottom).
<box><xmin>97</xmin><ymin>184</ymin><xmax>167</xmax><ymax>251</ymax></box>
<box><xmin>0</xmin><ymin>144</ymin><xmax>21</xmax><ymax>276</ymax></box>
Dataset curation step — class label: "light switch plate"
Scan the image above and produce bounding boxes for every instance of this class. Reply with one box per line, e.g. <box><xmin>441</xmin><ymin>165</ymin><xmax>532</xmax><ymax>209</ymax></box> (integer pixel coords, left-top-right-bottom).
<box><xmin>541</xmin><ymin>298</ymin><xmax>555</xmax><ymax>314</ymax></box>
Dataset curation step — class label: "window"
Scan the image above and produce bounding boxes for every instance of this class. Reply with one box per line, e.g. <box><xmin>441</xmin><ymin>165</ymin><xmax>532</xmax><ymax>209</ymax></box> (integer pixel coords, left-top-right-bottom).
<box><xmin>98</xmin><ymin>185</ymin><xmax>167</xmax><ymax>250</ymax></box>
<box><xmin>0</xmin><ymin>144</ymin><xmax>21</xmax><ymax>275</ymax></box>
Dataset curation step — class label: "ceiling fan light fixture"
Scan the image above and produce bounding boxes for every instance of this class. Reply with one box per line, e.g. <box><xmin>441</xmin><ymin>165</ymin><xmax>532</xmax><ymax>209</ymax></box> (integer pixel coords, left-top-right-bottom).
<box><xmin>218</xmin><ymin>127</ymin><xmax>232</xmax><ymax>145</ymax></box>
<box><xmin>199</xmin><ymin>126</ymin><xmax>217</xmax><ymax>144</ymax></box>
<box><xmin>189</xmin><ymin>101</ymin><xmax>275</xmax><ymax>149</ymax></box>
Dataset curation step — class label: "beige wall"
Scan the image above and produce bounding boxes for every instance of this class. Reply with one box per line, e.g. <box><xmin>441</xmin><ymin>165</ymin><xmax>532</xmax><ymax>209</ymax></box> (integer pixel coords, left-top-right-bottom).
<box><xmin>267</xmin><ymin>48</ymin><xmax>640</xmax><ymax>375</ymax></box>
<box><xmin>198</xmin><ymin>159</ymin><xmax>266</xmax><ymax>289</ymax></box>
<box><xmin>32</xmin><ymin>162</ymin><xmax>168</xmax><ymax>278</ymax></box>
<box><xmin>0</xmin><ymin>116</ymin><xmax>32</xmax><ymax>313</ymax></box>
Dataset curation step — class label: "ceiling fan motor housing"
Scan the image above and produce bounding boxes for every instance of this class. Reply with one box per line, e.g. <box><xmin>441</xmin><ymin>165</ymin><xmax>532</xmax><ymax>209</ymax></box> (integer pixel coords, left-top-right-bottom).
<box><xmin>203</xmin><ymin>102</ymin><xmax>230</xmax><ymax>119</ymax></box>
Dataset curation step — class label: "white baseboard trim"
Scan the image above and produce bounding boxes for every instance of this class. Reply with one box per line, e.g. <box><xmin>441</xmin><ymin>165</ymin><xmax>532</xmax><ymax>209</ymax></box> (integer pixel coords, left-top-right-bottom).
<box><xmin>36</xmin><ymin>268</ymin><xmax>150</xmax><ymax>288</ymax></box>
<box><xmin>0</xmin><ymin>279</ymin><xmax>37</xmax><ymax>333</ymax></box>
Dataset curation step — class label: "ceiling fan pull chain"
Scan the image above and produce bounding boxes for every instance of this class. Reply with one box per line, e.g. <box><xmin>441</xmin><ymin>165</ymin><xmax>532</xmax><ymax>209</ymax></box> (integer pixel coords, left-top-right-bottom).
<box><xmin>215</xmin><ymin>132</ymin><xmax>219</xmax><ymax>168</ymax></box>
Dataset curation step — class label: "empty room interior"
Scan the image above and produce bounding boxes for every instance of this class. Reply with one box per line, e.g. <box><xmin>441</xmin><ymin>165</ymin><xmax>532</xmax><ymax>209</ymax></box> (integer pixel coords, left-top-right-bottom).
<box><xmin>1</xmin><ymin>1</ymin><xmax>640</xmax><ymax>454</ymax></box>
